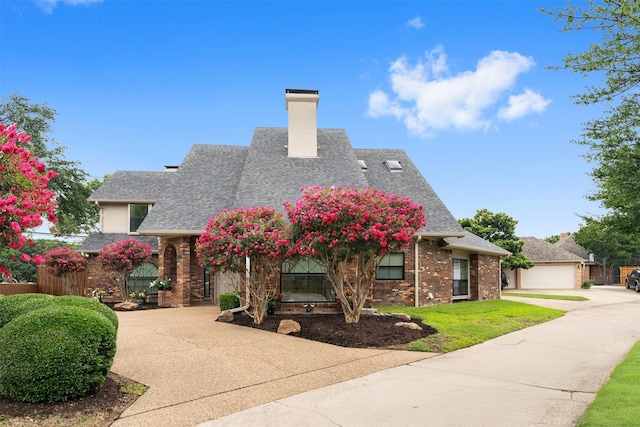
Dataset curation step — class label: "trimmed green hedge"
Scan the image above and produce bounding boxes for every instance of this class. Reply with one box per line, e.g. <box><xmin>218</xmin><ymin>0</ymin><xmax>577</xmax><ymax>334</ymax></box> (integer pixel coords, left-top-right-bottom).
<box><xmin>55</xmin><ymin>295</ymin><xmax>119</xmax><ymax>329</ymax></box>
<box><xmin>219</xmin><ymin>292</ymin><xmax>240</xmax><ymax>311</ymax></box>
<box><xmin>0</xmin><ymin>305</ymin><xmax>117</xmax><ymax>402</ymax></box>
<box><xmin>0</xmin><ymin>293</ymin><xmax>55</xmax><ymax>328</ymax></box>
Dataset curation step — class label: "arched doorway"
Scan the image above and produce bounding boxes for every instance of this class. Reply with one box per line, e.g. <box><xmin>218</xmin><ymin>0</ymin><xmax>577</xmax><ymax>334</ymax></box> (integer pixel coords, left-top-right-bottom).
<box><xmin>164</xmin><ymin>245</ymin><xmax>177</xmax><ymax>284</ymax></box>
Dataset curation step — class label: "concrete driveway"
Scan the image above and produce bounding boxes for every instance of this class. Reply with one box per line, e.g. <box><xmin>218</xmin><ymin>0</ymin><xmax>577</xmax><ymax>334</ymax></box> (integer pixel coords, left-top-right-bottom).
<box><xmin>200</xmin><ymin>286</ymin><xmax>640</xmax><ymax>427</ymax></box>
<box><xmin>109</xmin><ymin>304</ymin><xmax>433</xmax><ymax>427</ymax></box>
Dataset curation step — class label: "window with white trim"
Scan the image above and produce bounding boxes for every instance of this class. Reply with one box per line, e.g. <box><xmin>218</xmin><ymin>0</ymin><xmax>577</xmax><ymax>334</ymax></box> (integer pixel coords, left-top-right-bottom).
<box><xmin>129</xmin><ymin>204</ymin><xmax>149</xmax><ymax>233</ymax></box>
<box><xmin>452</xmin><ymin>258</ymin><xmax>469</xmax><ymax>298</ymax></box>
<box><xmin>376</xmin><ymin>252</ymin><xmax>404</xmax><ymax>280</ymax></box>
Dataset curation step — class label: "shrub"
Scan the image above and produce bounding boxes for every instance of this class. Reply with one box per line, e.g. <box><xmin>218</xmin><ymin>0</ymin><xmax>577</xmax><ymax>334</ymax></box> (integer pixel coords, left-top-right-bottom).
<box><xmin>0</xmin><ymin>305</ymin><xmax>117</xmax><ymax>402</ymax></box>
<box><xmin>582</xmin><ymin>280</ymin><xmax>595</xmax><ymax>289</ymax></box>
<box><xmin>0</xmin><ymin>293</ymin><xmax>54</xmax><ymax>328</ymax></box>
<box><xmin>0</xmin><ymin>294</ymin><xmax>118</xmax><ymax>330</ymax></box>
<box><xmin>55</xmin><ymin>295</ymin><xmax>118</xmax><ymax>330</ymax></box>
<box><xmin>219</xmin><ymin>292</ymin><xmax>240</xmax><ymax>311</ymax></box>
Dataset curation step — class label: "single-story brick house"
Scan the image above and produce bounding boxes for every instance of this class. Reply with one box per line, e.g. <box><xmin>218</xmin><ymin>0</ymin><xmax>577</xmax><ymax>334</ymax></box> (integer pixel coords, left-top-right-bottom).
<box><xmin>503</xmin><ymin>236</ymin><xmax>586</xmax><ymax>289</ymax></box>
<box><xmin>78</xmin><ymin>89</ymin><xmax>509</xmax><ymax>308</ymax></box>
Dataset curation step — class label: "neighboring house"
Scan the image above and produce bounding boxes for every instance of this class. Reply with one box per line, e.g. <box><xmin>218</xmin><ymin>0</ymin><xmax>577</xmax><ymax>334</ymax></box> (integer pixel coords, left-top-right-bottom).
<box><xmin>503</xmin><ymin>236</ymin><xmax>586</xmax><ymax>289</ymax></box>
<box><xmin>78</xmin><ymin>89</ymin><xmax>510</xmax><ymax>308</ymax></box>
<box><xmin>555</xmin><ymin>232</ymin><xmax>607</xmax><ymax>284</ymax></box>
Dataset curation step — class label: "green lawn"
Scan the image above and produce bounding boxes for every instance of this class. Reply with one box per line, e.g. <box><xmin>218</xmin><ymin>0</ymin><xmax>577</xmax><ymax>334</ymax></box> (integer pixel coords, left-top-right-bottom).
<box><xmin>502</xmin><ymin>292</ymin><xmax>589</xmax><ymax>301</ymax></box>
<box><xmin>376</xmin><ymin>299</ymin><xmax>565</xmax><ymax>352</ymax></box>
<box><xmin>577</xmin><ymin>340</ymin><xmax>640</xmax><ymax>426</ymax></box>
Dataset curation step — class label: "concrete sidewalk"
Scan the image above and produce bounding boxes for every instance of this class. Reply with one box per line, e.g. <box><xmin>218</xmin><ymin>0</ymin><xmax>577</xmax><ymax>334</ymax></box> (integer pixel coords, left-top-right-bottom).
<box><xmin>200</xmin><ymin>287</ymin><xmax>640</xmax><ymax>427</ymax></box>
<box><xmin>109</xmin><ymin>304</ymin><xmax>433</xmax><ymax>427</ymax></box>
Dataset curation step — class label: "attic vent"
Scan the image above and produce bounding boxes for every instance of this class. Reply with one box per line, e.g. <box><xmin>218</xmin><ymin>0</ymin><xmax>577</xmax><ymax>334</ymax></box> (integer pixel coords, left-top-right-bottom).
<box><xmin>358</xmin><ymin>160</ymin><xmax>368</xmax><ymax>171</ymax></box>
<box><xmin>384</xmin><ymin>160</ymin><xmax>403</xmax><ymax>172</ymax></box>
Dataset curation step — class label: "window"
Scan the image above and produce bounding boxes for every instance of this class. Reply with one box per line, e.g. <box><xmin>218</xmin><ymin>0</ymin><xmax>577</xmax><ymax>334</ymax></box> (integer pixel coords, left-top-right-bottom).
<box><xmin>129</xmin><ymin>262</ymin><xmax>158</xmax><ymax>294</ymax></box>
<box><xmin>280</xmin><ymin>258</ymin><xmax>334</xmax><ymax>303</ymax></box>
<box><xmin>130</xmin><ymin>204</ymin><xmax>149</xmax><ymax>232</ymax></box>
<box><xmin>452</xmin><ymin>258</ymin><xmax>469</xmax><ymax>298</ymax></box>
<box><xmin>376</xmin><ymin>253</ymin><xmax>404</xmax><ymax>280</ymax></box>
<box><xmin>384</xmin><ymin>160</ymin><xmax>403</xmax><ymax>172</ymax></box>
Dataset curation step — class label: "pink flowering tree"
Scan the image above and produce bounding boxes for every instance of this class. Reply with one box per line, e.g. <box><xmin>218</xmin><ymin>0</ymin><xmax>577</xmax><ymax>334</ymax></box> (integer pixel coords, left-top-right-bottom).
<box><xmin>97</xmin><ymin>238</ymin><xmax>152</xmax><ymax>301</ymax></box>
<box><xmin>43</xmin><ymin>246</ymin><xmax>87</xmax><ymax>295</ymax></box>
<box><xmin>0</xmin><ymin>123</ymin><xmax>58</xmax><ymax>278</ymax></box>
<box><xmin>285</xmin><ymin>187</ymin><xmax>426</xmax><ymax>323</ymax></box>
<box><xmin>195</xmin><ymin>206</ymin><xmax>290</xmax><ymax>325</ymax></box>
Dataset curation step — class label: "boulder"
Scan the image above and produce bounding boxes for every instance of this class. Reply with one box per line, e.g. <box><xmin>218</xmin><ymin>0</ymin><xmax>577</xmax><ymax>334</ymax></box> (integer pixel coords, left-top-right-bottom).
<box><xmin>277</xmin><ymin>319</ymin><xmax>301</xmax><ymax>335</ymax></box>
<box><xmin>216</xmin><ymin>310</ymin><xmax>234</xmax><ymax>322</ymax></box>
<box><xmin>390</xmin><ymin>312</ymin><xmax>412</xmax><ymax>321</ymax></box>
<box><xmin>394</xmin><ymin>321</ymin><xmax>423</xmax><ymax>331</ymax></box>
<box><xmin>114</xmin><ymin>301</ymin><xmax>138</xmax><ymax>311</ymax></box>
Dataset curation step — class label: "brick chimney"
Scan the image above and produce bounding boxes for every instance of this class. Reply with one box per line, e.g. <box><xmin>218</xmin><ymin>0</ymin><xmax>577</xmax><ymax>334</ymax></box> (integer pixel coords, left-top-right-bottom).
<box><xmin>285</xmin><ymin>88</ymin><xmax>319</xmax><ymax>158</ymax></box>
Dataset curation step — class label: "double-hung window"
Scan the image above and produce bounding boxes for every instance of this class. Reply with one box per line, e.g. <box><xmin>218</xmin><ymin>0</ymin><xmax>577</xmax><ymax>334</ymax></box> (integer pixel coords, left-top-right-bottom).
<box><xmin>376</xmin><ymin>253</ymin><xmax>405</xmax><ymax>280</ymax></box>
<box><xmin>452</xmin><ymin>258</ymin><xmax>469</xmax><ymax>299</ymax></box>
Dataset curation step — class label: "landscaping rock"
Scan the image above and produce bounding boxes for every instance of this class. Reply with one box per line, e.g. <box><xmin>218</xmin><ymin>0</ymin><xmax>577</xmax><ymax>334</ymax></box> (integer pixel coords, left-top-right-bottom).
<box><xmin>390</xmin><ymin>312</ymin><xmax>412</xmax><ymax>321</ymax></box>
<box><xmin>114</xmin><ymin>301</ymin><xmax>138</xmax><ymax>311</ymax></box>
<box><xmin>216</xmin><ymin>310</ymin><xmax>234</xmax><ymax>323</ymax></box>
<box><xmin>277</xmin><ymin>319</ymin><xmax>301</xmax><ymax>335</ymax></box>
<box><xmin>394</xmin><ymin>321</ymin><xmax>423</xmax><ymax>331</ymax></box>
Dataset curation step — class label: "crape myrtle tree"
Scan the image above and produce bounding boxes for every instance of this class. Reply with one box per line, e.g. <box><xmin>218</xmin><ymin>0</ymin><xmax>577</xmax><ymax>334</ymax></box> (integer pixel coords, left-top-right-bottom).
<box><xmin>0</xmin><ymin>123</ymin><xmax>58</xmax><ymax>279</ymax></box>
<box><xmin>97</xmin><ymin>238</ymin><xmax>152</xmax><ymax>302</ymax></box>
<box><xmin>195</xmin><ymin>206</ymin><xmax>290</xmax><ymax>325</ymax></box>
<box><xmin>543</xmin><ymin>2</ymin><xmax>640</xmax><ymax>237</ymax></box>
<box><xmin>0</xmin><ymin>94</ymin><xmax>100</xmax><ymax>236</ymax></box>
<box><xmin>43</xmin><ymin>246</ymin><xmax>88</xmax><ymax>295</ymax></box>
<box><xmin>458</xmin><ymin>209</ymin><xmax>534</xmax><ymax>270</ymax></box>
<box><xmin>285</xmin><ymin>187</ymin><xmax>425</xmax><ymax>324</ymax></box>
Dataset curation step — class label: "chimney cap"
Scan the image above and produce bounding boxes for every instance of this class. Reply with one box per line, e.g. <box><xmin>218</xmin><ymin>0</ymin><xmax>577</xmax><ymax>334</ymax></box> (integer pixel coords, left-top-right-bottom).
<box><xmin>286</xmin><ymin>88</ymin><xmax>319</xmax><ymax>95</ymax></box>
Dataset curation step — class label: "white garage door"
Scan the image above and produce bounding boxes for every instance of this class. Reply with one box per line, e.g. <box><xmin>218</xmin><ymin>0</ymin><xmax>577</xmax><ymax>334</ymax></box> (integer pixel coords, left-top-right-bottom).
<box><xmin>520</xmin><ymin>264</ymin><xmax>576</xmax><ymax>289</ymax></box>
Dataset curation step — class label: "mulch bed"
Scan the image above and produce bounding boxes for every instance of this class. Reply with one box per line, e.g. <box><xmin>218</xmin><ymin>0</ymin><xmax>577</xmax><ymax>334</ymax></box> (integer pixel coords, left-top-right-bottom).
<box><xmin>230</xmin><ymin>311</ymin><xmax>438</xmax><ymax>348</ymax></box>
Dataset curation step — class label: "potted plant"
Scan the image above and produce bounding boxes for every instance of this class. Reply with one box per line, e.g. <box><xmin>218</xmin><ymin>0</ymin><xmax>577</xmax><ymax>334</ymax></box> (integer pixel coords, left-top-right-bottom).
<box><xmin>149</xmin><ymin>277</ymin><xmax>172</xmax><ymax>291</ymax></box>
<box><xmin>266</xmin><ymin>291</ymin><xmax>280</xmax><ymax>315</ymax></box>
<box><xmin>130</xmin><ymin>290</ymin><xmax>147</xmax><ymax>304</ymax></box>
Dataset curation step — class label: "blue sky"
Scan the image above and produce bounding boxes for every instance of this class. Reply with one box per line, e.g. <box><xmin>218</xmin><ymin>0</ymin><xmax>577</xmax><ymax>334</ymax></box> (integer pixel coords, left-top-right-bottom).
<box><xmin>1</xmin><ymin>0</ymin><xmax>606</xmax><ymax>239</ymax></box>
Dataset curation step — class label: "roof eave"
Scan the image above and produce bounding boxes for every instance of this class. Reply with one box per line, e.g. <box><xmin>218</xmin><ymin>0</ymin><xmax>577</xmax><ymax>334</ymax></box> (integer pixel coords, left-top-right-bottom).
<box><xmin>444</xmin><ymin>242</ymin><xmax>511</xmax><ymax>257</ymax></box>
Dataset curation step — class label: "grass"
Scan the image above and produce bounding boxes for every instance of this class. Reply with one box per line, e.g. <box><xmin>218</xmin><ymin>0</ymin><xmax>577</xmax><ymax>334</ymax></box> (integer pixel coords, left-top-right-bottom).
<box><xmin>120</xmin><ymin>382</ymin><xmax>148</xmax><ymax>396</ymax></box>
<box><xmin>377</xmin><ymin>299</ymin><xmax>565</xmax><ymax>352</ymax></box>
<box><xmin>502</xmin><ymin>292</ymin><xmax>589</xmax><ymax>301</ymax></box>
<box><xmin>577</xmin><ymin>340</ymin><xmax>640</xmax><ymax>426</ymax></box>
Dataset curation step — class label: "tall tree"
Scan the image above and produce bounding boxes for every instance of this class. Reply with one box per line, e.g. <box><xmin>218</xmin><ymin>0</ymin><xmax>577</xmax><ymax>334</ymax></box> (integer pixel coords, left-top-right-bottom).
<box><xmin>458</xmin><ymin>209</ymin><xmax>533</xmax><ymax>269</ymax></box>
<box><xmin>285</xmin><ymin>187</ymin><xmax>425</xmax><ymax>324</ymax></box>
<box><xmin>574</xmin><ymin>218</ymin><xmax>640</xmax><ymax>268</ymax></box>
<box><xmin>542</xmin><ymin>1</ymin><xmax>640</xmax><ymax>234</ymax></box>
<box><xmin>0</xmin><ymin>94</ymin><xmax>99</xmax><ymax>236</ymax></box>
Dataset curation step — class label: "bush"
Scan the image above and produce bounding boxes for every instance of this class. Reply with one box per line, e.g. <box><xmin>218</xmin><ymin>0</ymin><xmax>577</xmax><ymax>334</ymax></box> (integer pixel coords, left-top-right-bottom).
<box><xmin>582</xmin><ymin>280</ymin><xmax>595</xmax><ymax>289</ymax></box>
<box><xmin>0</xmin><ymin>305</ymin><xmax>117</xmax><ymax>402</ymax></box>
<box><xmin>0</xmin><ymin>293</ymin><xmax>54</xmax><ymax>328</ymax></box>
<box><xmin>55</xmin><ymin>295</ymin><xmax>118</xmax><ymax>330</ymax></box>
<box><xmin>219</xmin><ymin>292</ymin><xmax>240</xmax><ymax>311</ymax></box>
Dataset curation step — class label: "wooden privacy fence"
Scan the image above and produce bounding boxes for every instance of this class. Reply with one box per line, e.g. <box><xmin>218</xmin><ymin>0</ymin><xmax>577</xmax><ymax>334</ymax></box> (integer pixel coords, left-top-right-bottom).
<box><xmin>620</xmin><ymin>266</ymin><xmax>640</xmax><ymax>286</ymax></box>
<box><xmin>37</xmin><ymin>265</ymin><xmax>87</xmax><ymax>296</ymax></box>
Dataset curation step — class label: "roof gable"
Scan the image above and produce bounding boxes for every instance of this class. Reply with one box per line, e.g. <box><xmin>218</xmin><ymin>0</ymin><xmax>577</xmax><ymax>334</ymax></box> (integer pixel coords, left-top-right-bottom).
<box><xmin>521</xmin><ymin>236</ymin><xmax>586</xmax><ymax>262</ymax></box>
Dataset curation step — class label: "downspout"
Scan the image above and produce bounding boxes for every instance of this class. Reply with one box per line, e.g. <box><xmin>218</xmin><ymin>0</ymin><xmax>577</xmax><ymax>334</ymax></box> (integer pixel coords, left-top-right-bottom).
<box><xmin>229</xmin><ymin>256</ymin><xmax>251</xmax><ymax>313</ymax></box>
<box><xmin>415</xmin><ymin>236</ymin><xmax>422</xmax><ymax>307</ymax></box>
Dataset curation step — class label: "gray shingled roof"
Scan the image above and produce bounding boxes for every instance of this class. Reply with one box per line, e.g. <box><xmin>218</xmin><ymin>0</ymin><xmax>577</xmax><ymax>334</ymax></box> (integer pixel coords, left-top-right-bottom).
<box><xmin>89</xmin><ymin>171</ymin><xmax>175</xmax><ymax>202</ymax></box>
<box><xmin>357</xmin><ymin>149</ymin><xmax>465</xmax><ymax>236</ymax></box>
<box><xmin>77</xmin><ymin>233</ymin><xmax>158</xmax><ymax>254</ymax></box>
<box><xmin>444</xmin><ymin>231</ymin><xmax>511</xmax><ymax>256</ymax></box>
<box><xmin>87</xmin><ymin>127</ymin><xmax>490</xmax><ymax>250</ymax></box>
<box><xmin>555</xmin><ymin>234</ymin><xmax>590</xmax><ymax>260</ymax></box>
<box><xmin>521</xmin><ymin>236</ymin><xmax>586</xmax><ymax>262</ymax></box>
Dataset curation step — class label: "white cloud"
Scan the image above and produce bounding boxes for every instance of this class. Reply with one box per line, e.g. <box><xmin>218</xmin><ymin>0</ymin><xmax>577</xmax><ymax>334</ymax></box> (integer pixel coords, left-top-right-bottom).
<box><xmin>37</xmin><ymin>0</ymin><xmax>102</xmax><ymax>14</ymax></box>
<box><xmin>498</xmin><ymin>89</ymin><xmax>552</xmax><ymax>120</ymax></box>
<box><xmin>368</xmin><ymin>47</ymin><xmax>547</xmax><ymax>137</ymax></box>
<box><xmin>407</xmin><ymin>16</ymin><xmax>424</xmax><ymax>29</ymax></box>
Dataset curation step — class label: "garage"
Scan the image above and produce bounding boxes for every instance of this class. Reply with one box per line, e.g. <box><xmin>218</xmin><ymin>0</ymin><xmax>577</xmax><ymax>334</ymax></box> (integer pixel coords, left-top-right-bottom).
<box><xmin>519</xmin><ymin>263</ymin><xmax>577</xmax><ymax>289</ymax></box>
<box><xmin>515</xmin><ymin>237</ymin><xmax>586</xmax><ymax>290</ymax></box>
